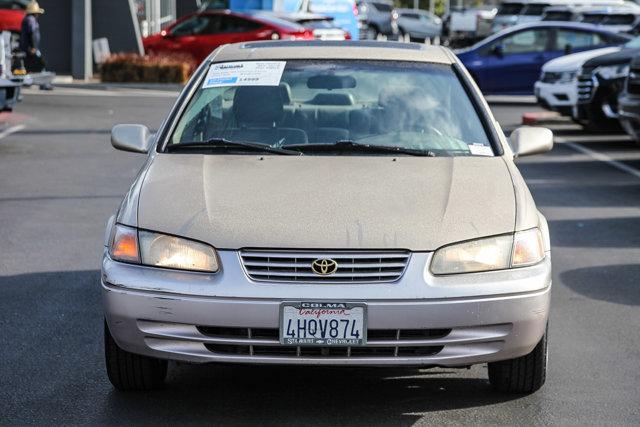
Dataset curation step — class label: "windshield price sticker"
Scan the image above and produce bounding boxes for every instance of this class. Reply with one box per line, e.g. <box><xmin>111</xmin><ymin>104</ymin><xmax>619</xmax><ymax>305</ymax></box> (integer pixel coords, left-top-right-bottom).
<box><xmin>280</xmin><ymin>302</ymin><xmax>366</xmax><ymax>346</ymax></box>
<box><xmin>203</xmin><ymin>61</ymin><xmax>286</xmax><ymax>88</ymax></box>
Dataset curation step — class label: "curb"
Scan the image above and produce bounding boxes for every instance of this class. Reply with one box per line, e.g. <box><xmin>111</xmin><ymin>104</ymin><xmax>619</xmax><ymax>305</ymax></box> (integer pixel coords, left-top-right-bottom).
<box><xmin>55</xmin><ymin>82</ymin><xmax>184</xmax><ymax>92</ymax></box>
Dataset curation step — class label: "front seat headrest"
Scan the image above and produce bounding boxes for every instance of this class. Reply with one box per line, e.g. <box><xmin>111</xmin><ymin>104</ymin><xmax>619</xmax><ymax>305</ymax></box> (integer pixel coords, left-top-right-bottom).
<box><xmin>233</xmin><ymin>86</ymin><xmax>284</xmax><ymax>127</ymax></box>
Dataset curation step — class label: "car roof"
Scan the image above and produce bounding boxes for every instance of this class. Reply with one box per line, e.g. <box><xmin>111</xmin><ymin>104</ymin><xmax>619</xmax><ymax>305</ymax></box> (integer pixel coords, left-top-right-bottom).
<box><xmin>209</xmin><ymin>40</ymin><xmax>455</xmax><ymax>64</ymax></box>
<box><xmin>473</xmin><ymin>20</ymin><xmax>627</xmax><ymax>47</ymax></box>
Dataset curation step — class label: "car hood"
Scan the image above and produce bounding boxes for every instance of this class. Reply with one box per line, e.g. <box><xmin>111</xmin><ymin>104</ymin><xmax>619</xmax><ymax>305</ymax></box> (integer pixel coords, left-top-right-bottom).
<box><xmin>542</xmin><ymin>46</ymin><xmax>621</xmax><ymax>72</ymax></box>
<box><xmin>136</xmin><ymin>154</ymin><xmax>516</xmax><ymax>251</ymax></box>
<box><xmin>584</xmin><ymin>47</ymin><xmax>640</xmax><ymax>68</ymax></box>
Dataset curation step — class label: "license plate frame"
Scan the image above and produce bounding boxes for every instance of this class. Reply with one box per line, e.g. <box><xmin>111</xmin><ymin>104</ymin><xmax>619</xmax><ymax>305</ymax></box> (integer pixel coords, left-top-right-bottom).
<box><xmin>279</xmin><ymin>302</ymin><xmax>367</xmax><ymax>346</ymax></box>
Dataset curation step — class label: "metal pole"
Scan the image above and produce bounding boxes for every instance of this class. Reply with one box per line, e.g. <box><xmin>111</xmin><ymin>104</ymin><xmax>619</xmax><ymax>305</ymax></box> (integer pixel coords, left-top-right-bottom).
<box><xmin>71</xmin><ymin>0</ymin><xmax>92</xmax><ymax>80</ymax></box>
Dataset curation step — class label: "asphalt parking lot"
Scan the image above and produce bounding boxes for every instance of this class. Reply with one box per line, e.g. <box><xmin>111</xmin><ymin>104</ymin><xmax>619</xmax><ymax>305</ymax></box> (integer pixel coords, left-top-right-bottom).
<box><xmin>1</xmin><ymin>88</ymin><xmax>639</xmax><ymax>425</ymax></box>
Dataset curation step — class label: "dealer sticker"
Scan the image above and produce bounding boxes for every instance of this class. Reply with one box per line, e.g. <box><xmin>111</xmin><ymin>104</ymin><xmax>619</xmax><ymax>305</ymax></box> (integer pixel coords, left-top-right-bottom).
<box><xmin>203</xmin><ymin>61</ymin><xmax>286</xmax><ymax>88</ymax></box>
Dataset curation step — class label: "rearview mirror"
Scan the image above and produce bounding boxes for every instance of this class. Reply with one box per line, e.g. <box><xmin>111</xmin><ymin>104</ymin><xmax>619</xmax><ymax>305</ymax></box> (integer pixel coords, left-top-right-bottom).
<box><xmin>509</xmin><ymin>126</ymin><xmax>553</xmax><ymax>158</ymax></box>
<box><xmin>307</xmin><ymin>74</ymin><xmax>357</xmax><ymax>89</ymax></box>
<box><xmin>111</xmin><ymin>124</ymin><xmax>152</xmax><ymax>154</ymax></box>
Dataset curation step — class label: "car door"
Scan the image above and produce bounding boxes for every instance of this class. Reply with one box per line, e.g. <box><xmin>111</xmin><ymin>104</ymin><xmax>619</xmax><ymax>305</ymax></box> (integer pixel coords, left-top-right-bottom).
<box><xmin>419</xmin><ymin>12</ymin><xmax>440</xmax><ymax>38</ymax></box>
<box><xmin>475</xmin><ymin>28</ymin><xmax>553</xmax><ymax>94</ymax></box>
<box><xmin>399</xmin><ymin>13</ymin><xmax>421</xmax><ymax>37</ymax></box>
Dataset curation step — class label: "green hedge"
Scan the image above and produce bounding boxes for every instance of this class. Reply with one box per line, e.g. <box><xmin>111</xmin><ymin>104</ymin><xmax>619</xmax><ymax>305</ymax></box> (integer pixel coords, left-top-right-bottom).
<box><xmin>100</xmin><ymin>53</ymin><xmax>196</xmax><ymax>83</ymax></box>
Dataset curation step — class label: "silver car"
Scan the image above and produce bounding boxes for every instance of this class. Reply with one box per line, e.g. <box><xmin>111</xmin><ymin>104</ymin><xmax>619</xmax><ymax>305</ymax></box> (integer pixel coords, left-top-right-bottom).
<box><xmin>103</xmin><ymin>40</ymin><xmax>553</xmax><ymax>394</ymax></box>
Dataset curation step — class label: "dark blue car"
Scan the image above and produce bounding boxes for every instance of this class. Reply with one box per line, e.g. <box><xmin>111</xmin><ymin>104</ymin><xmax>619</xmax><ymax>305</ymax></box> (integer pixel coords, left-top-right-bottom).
<box><xmin>455</xmin><ymin>22</ymin><xmax>631</xmax><ymax>95</ymax></box>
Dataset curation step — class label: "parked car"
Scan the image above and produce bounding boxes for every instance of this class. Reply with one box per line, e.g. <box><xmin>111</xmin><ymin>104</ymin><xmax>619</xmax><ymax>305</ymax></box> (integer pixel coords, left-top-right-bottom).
<box><xmin>442</xmin><ymin>6</ymin><xmax>497</xmax><ymax>48</ymax></box>
<box><xmin>271</xmin><ymin>11</ymin><xmax>350</xmax><ymax>40</ymax></box>
<box><xmin>356</xmin><ymin>0</ymin><xmax>399</xmax><ymax>40</ymax></box>
<box><xmin>143</xmin><ymin>10</ymin><xmax>314</xmax><ymax>64</ymax></box>
<box><xmin>103</xmin><ymin>40</ymin><xmax>553</xmax><ymax>394</ymax></box>
<box><xmin>574</xmin><ymin>41</ymin><xmax>640</xmax><ymax>130</ymax></box>
<box><xmin>396</xmin><ymin>8</ymin><xmax>442</xmax><ymax>43</ymax></box>
<box><xmin>455</xmin><ymin>21</ymin><xmax>631</xmax><ymax>94</ymax></box>
<box><xmin>618</xmin><ymin>54</ymin><xmax>640</xmax><ymax>142</ymax></box>
<box><xmin>491</xmin><ymin>0</ymin><xmax>627</xmax><ymax>33</ymax></box>
<box><xmin>0</xmin><ymin>0</ymin><xmax>26</xmax><ymax>32</ymax></box>
<box><xmin>580</xmin><ymin>7</ymin><xmax>640</xmax><ymax>34</ymax></box>
<box><xmin>535</xmin><ymin>46</ymin><xmax>621</xmax><ymax>115</ymax></box>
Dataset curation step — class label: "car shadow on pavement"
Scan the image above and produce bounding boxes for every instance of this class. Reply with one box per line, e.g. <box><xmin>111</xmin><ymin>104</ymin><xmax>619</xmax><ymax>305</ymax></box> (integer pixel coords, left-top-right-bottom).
<box><xmin>560</xmin><ymin>264</ymin><xmax>640</xmax><ymax>306</ymax></box>
<box><xmin>0</xmin><ymin>270</ymin><xmax>523</xmax><ymax>424</ymax></box>
<box><xmin>101</xmin><ymin>364</ymin><xmax>521</xmax><ymax>424</ymax></box>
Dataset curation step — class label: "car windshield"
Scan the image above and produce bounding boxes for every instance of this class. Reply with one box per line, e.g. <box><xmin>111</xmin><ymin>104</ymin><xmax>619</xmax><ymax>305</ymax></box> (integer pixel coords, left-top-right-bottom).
<box><xmin>522</xmin><ymin>4</ymin><xmax>550</xmax><ymax>16</ymax></box>
<box><xmin>168</xmin><ymin>60</ymin><xmax>493</xmax><ymax>157</ymax></box>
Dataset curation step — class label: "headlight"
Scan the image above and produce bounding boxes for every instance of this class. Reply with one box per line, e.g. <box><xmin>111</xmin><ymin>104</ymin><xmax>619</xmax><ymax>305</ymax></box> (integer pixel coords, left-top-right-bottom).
<box><xmin>430</xmin><ymin>228</ymin><xmax>545</xmax><ymax>275</ymax></box>
<box><xmin>109</xmin><ymin>224</ymin><xmax>219</xmax><ymax>272</ymax></box>
<box><xmin>595</xmin><ymin>64</ymin><xmax>630</xmax><ymax>80</ymax></box>
<box><xmin>557</xmin><ymin>71</ymin><xmax>576</xmax><ymax>84</ymax></box>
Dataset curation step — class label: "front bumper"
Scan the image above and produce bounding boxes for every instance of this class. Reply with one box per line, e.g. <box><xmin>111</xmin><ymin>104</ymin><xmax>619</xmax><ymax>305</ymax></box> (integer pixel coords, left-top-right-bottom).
<box><xmin>534</xmin><ymin>80</ymin><xmax>577</xmax><ymax>112</ymax></box>
<box><xmin>103</xmin><ymin>251</ymin><xmax>551</xmax><ymax>367</ymax></box>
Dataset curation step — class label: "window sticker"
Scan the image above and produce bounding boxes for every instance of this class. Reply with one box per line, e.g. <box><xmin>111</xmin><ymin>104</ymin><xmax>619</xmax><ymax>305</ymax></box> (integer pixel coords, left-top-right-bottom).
<box><xmin>468</xmin><ymin>143</ymin><xmax>494</xmax><ymax>156</ymax></box>
<box><xmin>202</xmin><ymin>61</ymin><xmax>287</xmax><ymax>88</ymax></box>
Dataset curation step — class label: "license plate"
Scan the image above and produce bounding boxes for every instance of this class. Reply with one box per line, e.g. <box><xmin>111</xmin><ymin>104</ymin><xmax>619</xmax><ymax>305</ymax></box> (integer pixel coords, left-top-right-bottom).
<box><xmin>280</xmin><ymin>302</ymin><xmax>366</xmax><ymax>346</ymax></box>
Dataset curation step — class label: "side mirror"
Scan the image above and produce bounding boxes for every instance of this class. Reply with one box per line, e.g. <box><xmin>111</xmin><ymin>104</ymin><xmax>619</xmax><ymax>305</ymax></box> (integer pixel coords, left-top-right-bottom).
<box><xmin>492</xmin><ymin>44</ymin><xmax>504</xmax><ymax>58</ymax></box>
<box><xmin>509</xmin><ymin>126</ymin><xmax>553</xmax><ymax>158</ymax></box>
<box><xmin>111</xmin><ymin>124</ymin><xmax>152</xmax><ymax>154</ymax></box>
<box><xmin>564</xmin><ymin>43</ymin><xmax>572</xmax><ymax>55</ymax></box>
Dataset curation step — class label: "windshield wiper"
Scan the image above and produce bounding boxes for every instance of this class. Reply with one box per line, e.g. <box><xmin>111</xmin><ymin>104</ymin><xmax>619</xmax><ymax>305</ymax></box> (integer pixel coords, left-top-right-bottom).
<box><xmin>285</xmin><ymin>140</ymin><xmax>437</xmax><ymax>157</ymax></box>
<box><xmin>167</xmin><ymin>138</ymin><xmax>301</xmax><ymax>155</ymax></box>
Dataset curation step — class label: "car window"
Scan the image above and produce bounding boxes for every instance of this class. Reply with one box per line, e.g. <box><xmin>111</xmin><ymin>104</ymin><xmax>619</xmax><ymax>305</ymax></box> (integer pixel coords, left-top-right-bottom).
<box><xmin>602</xmin><ymin>14</ymin><xmax>635</xmax><ymax>25</ymax></box>
<box><xmin>170</xmin><ymin>60</ymin><xmax>494</xmax><ymax>157</ymax></box>
<box><xmin>542</xmin><ymin>11</ymin><xmax>572</xmax><ymax>21</ymax></box>
<box><xmin>497</xmin><ymin>3</ymin><xmax>524</xmax><ymax>15</ymax></box>
<box><xmin>497</xmin><ymin>30</ymin><xmax>550</xmax><ymax>54</ymax></box>
<box><xmin>219</xmin><ymin>16</ymin><xmax>262</xmax><ymax>33</ymax></box>
<box><xmin>371</xmin><ymin>2</ymin><xmax>393</xmax><ymax>12</ymax></box>
<box><xmin>581</xmin><ymin>13</ymin><xmax>605</xmax><ymax>24</ymax></box>
<box><xmin>556</xmin><ymin>30</ymin><xmax>604</xmax><ymax>49</ymax></box>
<box><xmin>171</xmin><ymin>15</ymin><xmax>212</xmax><ymax>36</ymax></box>
<box><xmin>402</xmin><ymin>13</ymin><xmax>421</xmax><ymax>19</ymax></box>
<box><xmin>522</xmin><ymin>4</ymin><xmax>550</xmax><ymax>16</ymax></box>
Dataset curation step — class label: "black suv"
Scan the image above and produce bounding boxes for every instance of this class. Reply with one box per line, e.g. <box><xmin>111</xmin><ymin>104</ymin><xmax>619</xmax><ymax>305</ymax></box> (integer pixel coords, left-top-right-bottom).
<box><xmin>574</xmin><ymin>41</ymin><xmax>640</xmax><ymax>131</ymax></box>
<box><xmin>618</xmin><ymin>55</ymin><xmax>640</xmax><ymax>144</ymax></box>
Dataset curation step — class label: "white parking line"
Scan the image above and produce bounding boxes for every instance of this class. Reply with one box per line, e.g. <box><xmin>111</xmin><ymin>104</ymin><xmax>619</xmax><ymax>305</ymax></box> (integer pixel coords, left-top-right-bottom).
<box><xmin>557</xmin><ymin>138</ymin><xmax>640</xmax><ymax>180</ymax></box>
<box><xmin>0</xmin><ymin>124</ymin><xmax>26</xmax><ymax>141</ymax></box>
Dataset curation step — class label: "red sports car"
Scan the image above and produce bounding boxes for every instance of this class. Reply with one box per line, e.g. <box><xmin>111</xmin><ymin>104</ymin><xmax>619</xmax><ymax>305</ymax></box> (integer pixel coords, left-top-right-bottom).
<box><xmin>143</xmin><ymin>10</ymin><xmax>315</xmax><ymax>64</ymax></box>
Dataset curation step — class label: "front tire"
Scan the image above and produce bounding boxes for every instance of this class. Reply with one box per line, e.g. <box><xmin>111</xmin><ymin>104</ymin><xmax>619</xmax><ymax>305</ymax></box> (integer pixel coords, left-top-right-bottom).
<box><xmin>488</xmin><ymin>327</ymin><xmax>547</xmax><ymax>394</ymax></box>
<box><xmin>104</xmin><ymin>321</ymin><xmax>168</xmax><ymax>391</ymax></box>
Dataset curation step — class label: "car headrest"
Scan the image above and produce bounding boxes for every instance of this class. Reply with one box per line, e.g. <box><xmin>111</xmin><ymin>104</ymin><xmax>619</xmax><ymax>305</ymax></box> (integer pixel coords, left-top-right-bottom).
<box><xmin>309</xmin><ymin>93</ymin><xmax>355</xmax><ymax>106</ymax></box>
<box><xmin>279</xmin><ymin>83</ymin><xmax>292</xmax><ymax>105</ymax></box>
<box><xmin>233</xmin><ymin>86</ymin><xmax>284</xmax><ymax>126</ymax></box>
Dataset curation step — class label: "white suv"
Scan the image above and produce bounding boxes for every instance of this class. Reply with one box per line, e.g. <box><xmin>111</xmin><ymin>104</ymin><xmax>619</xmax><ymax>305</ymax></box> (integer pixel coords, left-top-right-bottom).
<box><xmin>535</xmin><ymin>46</ymin><xmax>620</xmax><ymax>115</ymax></box>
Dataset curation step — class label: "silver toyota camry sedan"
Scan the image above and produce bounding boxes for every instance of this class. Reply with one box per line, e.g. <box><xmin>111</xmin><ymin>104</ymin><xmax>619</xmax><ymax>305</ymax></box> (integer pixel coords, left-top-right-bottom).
<box><xmin>103</xmin><ymin>40</ymin><xmax>553</xmax><ymax>393</ymax></box>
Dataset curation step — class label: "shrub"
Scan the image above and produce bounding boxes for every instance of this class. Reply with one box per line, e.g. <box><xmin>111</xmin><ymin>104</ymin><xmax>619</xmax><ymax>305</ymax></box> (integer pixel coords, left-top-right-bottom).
<box><xmin>100</xmin><ymin>53</ymin><xmax>196</xmax><ymax>83</ymax></box>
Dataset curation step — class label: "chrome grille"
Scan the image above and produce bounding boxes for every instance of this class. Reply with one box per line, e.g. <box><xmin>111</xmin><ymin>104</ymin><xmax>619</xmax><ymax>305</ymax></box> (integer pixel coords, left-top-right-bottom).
<box><xmin>577</xmin><ymin>67</ymin><xmax>596</xmax><ymax>102</ymax></box>
<box><xmin>240</xmin><ymin>250</ymin><xmax>410</xmax><ymax>283</ymax></box>
<box><xmin>195</xmin><ymin>326</ymin><xmax>450</xmax><ymax>358</ymax></box>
